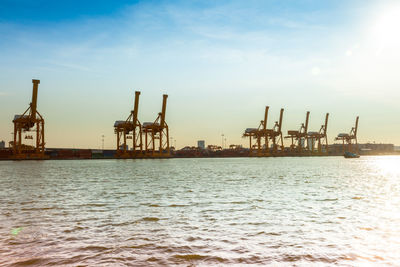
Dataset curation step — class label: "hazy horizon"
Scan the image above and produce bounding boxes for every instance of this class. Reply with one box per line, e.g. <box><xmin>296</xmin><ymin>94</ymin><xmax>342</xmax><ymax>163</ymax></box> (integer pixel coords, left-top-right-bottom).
<box><xmin>1</xmin><ymin>0</ymin><xmax>399</xmax><ymax>149</ymax></box>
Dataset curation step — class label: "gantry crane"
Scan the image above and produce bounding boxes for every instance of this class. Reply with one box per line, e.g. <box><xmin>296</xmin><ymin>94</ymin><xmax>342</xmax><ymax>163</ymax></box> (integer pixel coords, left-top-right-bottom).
<box><xmin>114</xmin><ymin>91</ymin><xmax>142</xmax><ymax>158</ymax></box>
<box><xmin>307</xmin><ymin>113</ymin><xmax>329</xmax><ymax>155</ymax></box>
<box><xmin>243</xmin><ymin>106</ymin><xmax>270</xmax><ymax>156</ymax></box>
<box><xmin>268</xmin><ymin>108</ymin><xmax>284</xmax><ymax>154</ymax></box>
<box><xmin>12</xmin><ymin>79</ymin><xmax>46</xmax><ymax>159</ymax></box>
<box><xmin>335</xmin><ymin>116</ymin><xmax>359</xmax><ymax>153</ymax></box>
<box><xmin>142</xmin><ymin>94</ymin><xmax>170</xmax><ymax>157</ymax></box>
<box><xmin>285</xmin><ymin>111</ymin><xmax>310</xmax><ymax>154</ymax></box>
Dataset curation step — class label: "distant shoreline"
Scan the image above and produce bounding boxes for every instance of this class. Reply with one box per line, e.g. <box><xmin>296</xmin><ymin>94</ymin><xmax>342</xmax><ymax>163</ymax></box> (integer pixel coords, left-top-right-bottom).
<box><xmin>0</xmin><ymin>149</ymin><xmax>399</xmax><ymax>161</ymax></box>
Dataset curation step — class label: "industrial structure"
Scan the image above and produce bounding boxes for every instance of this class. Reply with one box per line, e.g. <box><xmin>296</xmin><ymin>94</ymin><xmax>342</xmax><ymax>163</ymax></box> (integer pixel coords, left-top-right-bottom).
<box><xmin>335</xmin><ymin>116</ymin><xmax>359</xmax><ymax>153</ymax></box>
<box><xmin>243</xmin><ymin>106</ymin><xmax>270</xmax><ymax>156</ymax></box>
<box><xmin>11</xmin><ymin>79</ymin><xmax>47</xmax><ymax>159</ymax></box>
<box><xmin>197</xmin><ymin>140</ymin><xmax>205</xmax><ymax>149</ymax></box>
<box><xmin>114</xmin><ymin>92</ymin><xmax>170</xmax><ymax>158</ymax></box>
<box><xmin>286</xmin><ymin>111</ymin><xmax>310</xmax><ymax>154</ymax></box>
<box><xmin>243</xmin><ymin>108</ymin><xmax>331</xmax><ymax>157</ymax></box>
<box><xmin>307</xmin><ymin>113</ymin><xmax>329</xmax><ymax>155</ymax></box>
<box><xmin>269</xmin><ymin>108</ymin><xmax>285</xmax><ymax>154</ymax></box>
<box><xmin>243</xmin><ymin>107</ymin><xmax>285</xmax><ymax>156</ymax></box>
<box><xmin>1</xmin><ymin>79</ymin><xmax>372</xmax><ymax>160</ymax></box>
<box><xmin>142</xmin><ymin>94</ymin><xmax>170</xmax><ymax>157</ymax></box>
<box><xmin>114</xmin><ymin>91</ymin><xmax>142</xmax><ymax>158</ymax></box>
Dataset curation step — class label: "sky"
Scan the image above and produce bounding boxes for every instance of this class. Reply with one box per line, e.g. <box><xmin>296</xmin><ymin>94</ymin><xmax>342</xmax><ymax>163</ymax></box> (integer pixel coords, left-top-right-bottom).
<box><xmin>0</xmin><ymin>0</ymin><xmax>400</xmax><ymax>149</ymax></box>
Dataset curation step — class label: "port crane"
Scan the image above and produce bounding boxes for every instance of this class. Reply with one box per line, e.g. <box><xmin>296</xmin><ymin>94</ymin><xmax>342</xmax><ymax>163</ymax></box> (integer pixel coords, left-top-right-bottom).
<box><xmin>335</xmin><ymin>116</ymin><xmax>359</xmax><ymax>153</ymax></box>
<box><xmin>307</xmin><ymin>113</ymin><xmax>329</xmax><ymax>155</ymax></box>
<box><xmin>142</xmin><ymin>94</ymin><xmax>170</xmax><ymax>157</ymax></box>
<box><xmin>12</xmin><ymin>79</ymin><xmax>46</xmax><ymax>159</ymax></box>
<box><xmin>285</xmin><ymin>111</ymin><xmax>310</xmax><ymax>154</ymax></box>
<box><xmin>268</xmin><ymin>108</ymin><xmax>284</xmax><ymax>154</ymax></box>
<box><xmin>114</xmin><ymin>91</ymin><xmax>142</xmax><ymax>158</ymax></box>
<box><xmin>243</xmin><ymin>106</ymin><xmax>270</xmax><ymax>156</ymax></box>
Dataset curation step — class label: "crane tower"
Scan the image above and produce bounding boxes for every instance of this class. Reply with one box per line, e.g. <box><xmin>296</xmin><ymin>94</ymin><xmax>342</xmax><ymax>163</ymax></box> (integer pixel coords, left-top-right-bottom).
<box><xmin>243</xmin><ymin>106</ymin><xmax>270</xmax><ymax>156</ymax></box>
<box><xmin>114</xmin><ymin>91</ymin><xmax>143</xmax><ymax>158</ymax></box>
<box><xmin>142</xmin><ymin>94</ymin><xmax>170</xmax><ymax>157</ymax></box>
<box><xmin>12</xmin><ymin>79</ymin><xmax>46</xmax><ymax>159</ymax></box>
<box><xmin>307</xmin><ymin>113</ymin><xmax>329</xmax><ymax>155</ymax></box>
<box><xmin>269</xmin><ymin>108</ymin><xmax>285</xmax><ymax>154</ymax></box>
<box><xmin>335</xmin><ymin>116</ymin><xmax>359</xmax><ymax>153</ymax></box>
<box><xmin>285</xmin><ymin>111</ymin><xmax>310</xmax><ymax>154</ymax></box>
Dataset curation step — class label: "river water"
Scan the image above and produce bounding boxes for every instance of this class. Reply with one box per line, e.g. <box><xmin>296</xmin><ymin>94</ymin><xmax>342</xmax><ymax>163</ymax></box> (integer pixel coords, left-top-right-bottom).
<box><xmin>1</xmin><ymin>156</ymin><xmax>400</xmax><ymax>266</ymax></box>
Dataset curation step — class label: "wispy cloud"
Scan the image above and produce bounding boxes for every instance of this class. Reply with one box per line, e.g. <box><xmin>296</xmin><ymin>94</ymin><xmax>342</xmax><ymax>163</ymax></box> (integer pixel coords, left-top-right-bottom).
<box><xmin>45</xmin><ymin>61</ymin><xmax>91</xmax><ymax>72</ymax></box>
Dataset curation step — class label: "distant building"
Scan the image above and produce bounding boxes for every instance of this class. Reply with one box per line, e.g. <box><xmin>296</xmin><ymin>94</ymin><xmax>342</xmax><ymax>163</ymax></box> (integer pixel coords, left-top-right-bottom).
<box><xmin>358</xmin><ymin>143</ymin><xmax>394</xmax><ymax>152</ymax></box>
<box><xmin>229</xmin><ymin>144</ymin><xmax>243</xmax><ymax>150</ymax></box>
<box><xmin>0</xmin><ymin>140</ymin><xmax>5</xmax><ymax>149</ymax></box>
<box><xmin>197</xmin><ymin>140</ymin><xmax>205</xmax><ymax>149</ymax></box>
<box><xmin>207</xmin><ymin>145</ymin><xmax>222</xmax><ymax>151</ymax></box>
<box><xmin>329</xmin><ymin>143</ymin><xmax>395</xmax><ymax>154</ymax></box>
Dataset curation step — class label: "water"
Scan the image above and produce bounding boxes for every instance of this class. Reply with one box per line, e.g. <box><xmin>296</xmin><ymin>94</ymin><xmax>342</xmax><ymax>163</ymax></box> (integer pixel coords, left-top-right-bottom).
<box><xmin>1</xmin><ymin>157</ymin><xmax>400</xmax><ymax>266</ymax></box>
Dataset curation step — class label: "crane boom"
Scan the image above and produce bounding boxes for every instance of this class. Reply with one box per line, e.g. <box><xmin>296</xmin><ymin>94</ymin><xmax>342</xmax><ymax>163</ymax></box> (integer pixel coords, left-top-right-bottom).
<box><xmin>31</xmin><ymin>79</ymin><xmax>40</xmax><ymax>119</ymax></box>
<box><xmin>354</xmin><ymin>116</ymin><xmax>359</xmax><ymax>137</ymax></box>
<box><xmin>324</xmin><ymin>113</ymin><xmax>329</xmax><ymax>135</ymax></box>
<box><xmin>160</xmin><ymin>94</ymin><xmax>168</xmax><ymax>127</ymax></box>
<box><xmin>263</xmin><ymin>106</ymin><xmax>269</xmax><ymax>130</ymax></box>
<box><xmin>132</xmin><ymin>91</ymin><xmax>140</xmax><ymax>124</ymax></box>
<box><xmin>305</xmin><ymin>111</ymin><xmax>310</xmax><ymax>133</ymax></box>
<box><xmin>278</xmin><ymin>108</ymin><xmax>284</xmax><ymax>132</ymax></box>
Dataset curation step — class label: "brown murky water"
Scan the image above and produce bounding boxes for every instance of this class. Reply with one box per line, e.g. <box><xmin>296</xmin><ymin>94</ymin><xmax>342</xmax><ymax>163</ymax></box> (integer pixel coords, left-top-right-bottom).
<box><xmin>1</xmin><ymin>156</ymin><xmax>400</xmax><ymax>266</ymax></box>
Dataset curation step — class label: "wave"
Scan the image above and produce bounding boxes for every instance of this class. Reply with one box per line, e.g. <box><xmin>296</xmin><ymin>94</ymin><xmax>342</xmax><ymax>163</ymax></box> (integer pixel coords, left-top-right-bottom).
<box><xmin>140</xmin><ymin>217</ymin><xmax>160</xmax><ymax>222</ymax></box>
<box><xmin>171</xmin><ymin>254</ymin><xmax>227</xmax><ymax>263</ymax></box>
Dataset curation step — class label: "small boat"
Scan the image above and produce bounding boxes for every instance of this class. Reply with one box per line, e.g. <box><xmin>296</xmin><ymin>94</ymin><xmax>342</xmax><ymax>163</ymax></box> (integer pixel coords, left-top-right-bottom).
<box><xmin>344</xmin><ymin>151</ymin><xmax>360</xmax><ymax>158</ymax></box>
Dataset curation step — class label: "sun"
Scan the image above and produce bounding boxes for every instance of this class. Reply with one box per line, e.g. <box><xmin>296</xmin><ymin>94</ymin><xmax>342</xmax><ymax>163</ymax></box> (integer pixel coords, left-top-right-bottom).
<box><xmin>372</xmin><ymin>4</ymin><xmax>400</xmax><ymax>54</ymax></box>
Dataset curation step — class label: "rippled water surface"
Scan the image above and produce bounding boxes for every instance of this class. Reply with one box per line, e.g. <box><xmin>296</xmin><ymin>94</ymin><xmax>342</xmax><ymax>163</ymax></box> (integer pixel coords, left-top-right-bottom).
<box><xmin>1</xmin><ymin>156</ymin><xmax>400</xmax><ymax>266</ymax></box>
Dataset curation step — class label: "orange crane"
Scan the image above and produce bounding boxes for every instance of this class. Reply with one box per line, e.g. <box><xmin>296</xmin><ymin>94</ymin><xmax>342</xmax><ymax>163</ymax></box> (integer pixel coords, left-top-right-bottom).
<box><xmin>268</xmin><ymin>108</ymin><xmax>284</xmax><ymax>154</ymax></box>
<box><xmin>335</xmin><ymin>116</ymin><xmax>359</xmax><ymax>153</ymax></box>
<box><xmin>285</xmin><ymin>111</ymin><xmax>310</xmax><ymax>154</ymax></box>
<box><xmin>243</xmin><ymin>106</ymin><xmax>270</xmax><ymax>156</ymax></box>
<box><xmin>142</xmin><ymin>94</ymin><xmax>170</xmax><ymax>157</ymax></box>
<box><xmin>12</xmin><ymin>79</ymin><xmax>46</xmax><ymax>159</ymax></box>
<box><xmin>307</xmin><ymin>113</ymin><xmax>329</xmax><ymax>155</ymax></box>
<box><xmin>114</xmin><ymin>91</ymin><xmax>142</xmax><ymax>158</ymax></box>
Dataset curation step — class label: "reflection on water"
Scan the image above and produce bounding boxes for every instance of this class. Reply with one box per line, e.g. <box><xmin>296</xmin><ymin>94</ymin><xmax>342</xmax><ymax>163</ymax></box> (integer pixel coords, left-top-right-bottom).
<box><xmin>1</xmin><ymin>156</ymin><xmax>400</xmax><ymax>266</ymax></box>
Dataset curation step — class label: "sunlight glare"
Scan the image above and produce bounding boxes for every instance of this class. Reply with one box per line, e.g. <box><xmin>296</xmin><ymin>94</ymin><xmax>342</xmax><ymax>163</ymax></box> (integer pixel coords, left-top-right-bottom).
<box><xmin>372</xmin><ymin>4</ymin><xmax>400</xmax><ymax>55</ymax></box>
<box><xmin>375</xmin><ymin>156</ymin><xmax>400</xmax><ymax>176</ymax></box>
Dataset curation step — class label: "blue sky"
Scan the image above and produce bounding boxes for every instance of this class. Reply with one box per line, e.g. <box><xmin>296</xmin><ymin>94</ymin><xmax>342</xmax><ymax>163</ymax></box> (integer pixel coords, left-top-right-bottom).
<box><xmin>0</xmin><ymin>0</ymin><xmax>136</xmax><ymax>21</ymax></box>
<box><xmin>1</xmin><ymin>0</ymin><xmax>399</xmax><ymax>148</ymax></box>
